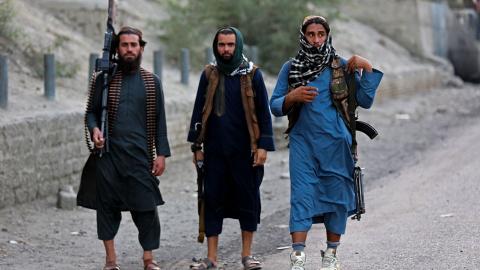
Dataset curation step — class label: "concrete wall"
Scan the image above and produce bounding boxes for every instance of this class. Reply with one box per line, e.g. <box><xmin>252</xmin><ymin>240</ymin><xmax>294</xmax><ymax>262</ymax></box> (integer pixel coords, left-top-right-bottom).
<box><xmin>0</xmin><ymin>99</ymin><xmax>194</xmax><ymax>209</ymax></box>
<box><xmin>0</xmin><ymin>113</ymin><xmax>87</xmax><ymax>208</ymax></box>
<box><xmin>339</xmin><ymin>0</ymin><xmax>449</xmax><ymax>59</ymax></box>
<box><xmin>448</xmin><ymin>9</ymin><xmax>480</xmax><ymax>81</ymax></box>
<box><xmin>339</xmin><ymin>0</ymin><xmax>423</xmax><ymax>56</ymax></box>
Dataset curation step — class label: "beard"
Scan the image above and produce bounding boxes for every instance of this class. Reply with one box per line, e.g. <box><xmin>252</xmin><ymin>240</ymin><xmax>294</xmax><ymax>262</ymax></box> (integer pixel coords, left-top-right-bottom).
<box><xmin>220</xmin><ymin>53</ymin><xmax>232</xmax><ymax>61</ymax></box>
<box><xmin>117</xmin><ymin>52</ymin><xmax>142</xmax><ymax>73</ymax></box>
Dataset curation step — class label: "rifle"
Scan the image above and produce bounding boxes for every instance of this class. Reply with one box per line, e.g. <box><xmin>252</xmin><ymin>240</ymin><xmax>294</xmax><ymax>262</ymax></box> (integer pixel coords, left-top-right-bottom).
<box><xmin>352</xmin><ymin>166</ymin><xmax>365</xmax><ymax>220</ymax></box>
<box><xmin>351</xmin><ymin>120</ymin><xmax>376</xmax><ymax>221</ymax></box>
<box><xmin>192</xmin><ymin>122</ymin><xmax>206</xmax><ymax>243</ymax></box>
<box><xmin>344</xmin><ymin>71</ymin><xmax>377</xmax><ymax>221</ymax></box>
<box><xmin>195</xmin><ymin>159</ymin><xmax>206</xmax><ymax>243</ymax></box>
<box><xmin>96</xmin><ymin>0</ymin><xmax>117</xmax><ymax>157</ymax></box>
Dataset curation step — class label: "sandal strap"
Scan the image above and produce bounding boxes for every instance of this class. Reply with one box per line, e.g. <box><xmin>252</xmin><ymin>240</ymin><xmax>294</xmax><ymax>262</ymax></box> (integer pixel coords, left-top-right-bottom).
<box><xmin>103</xmin><ymin>265</ymin><xmax>120</xmax><ymax>270</ymax></box>
<box><xmin>144</xmin><ymin>260</ymin><xmax>161</xmax><ymax>270</ymax></box>
<box><xmin>190</xmin><ymin>258</ymin><xmax>216</xmax><ymax>269</ymax></box>
<box><xmin>242</xmin><ymin>255</ymin><xmax>262</xmax><ymax>269</ymax></box>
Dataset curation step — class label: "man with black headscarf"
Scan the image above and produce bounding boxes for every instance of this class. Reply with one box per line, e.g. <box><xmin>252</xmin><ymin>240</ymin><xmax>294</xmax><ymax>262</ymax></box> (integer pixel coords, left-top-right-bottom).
<box><xmin>80</xmin><ymin>26</ymin><xmax>170</xmax><ymax>270</ymax></box>
<box><xmin>187</xmin><ymin>27</ymin><xmax>275</xmax><ymax>270</ymax></box>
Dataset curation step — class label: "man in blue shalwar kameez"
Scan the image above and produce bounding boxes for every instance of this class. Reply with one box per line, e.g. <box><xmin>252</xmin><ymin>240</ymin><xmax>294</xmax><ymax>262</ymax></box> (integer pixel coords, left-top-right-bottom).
<box><xmin>187</xmin><ymin>27</ymin><xmax>275</xmax><ymax>270</ymax></box>
<box><xmin>270</xmin><ymin>16</ymin><xmax>383</xmax><ymax>270</ymax></box>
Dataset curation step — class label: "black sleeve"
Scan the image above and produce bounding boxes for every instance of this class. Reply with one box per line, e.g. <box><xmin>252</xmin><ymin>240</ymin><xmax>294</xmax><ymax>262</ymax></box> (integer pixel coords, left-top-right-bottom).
<box><xmin>153</xmin><ymin>75</ymin><xmax>171</xmax><ymax>157</ymax></box>
<box><xmin>252</xmin><ymin>69</ymin><xmax>275</xmax><ymax>151</ymax></box>
<box><xmin>85</xmin><ymin>73</ymin><xmax>103</xmax><ymax>135</ymax></box>
<box><xmin>187</xmin><ymin>71</ymin><xmax>209</xmax><ymax>143</ymax></box>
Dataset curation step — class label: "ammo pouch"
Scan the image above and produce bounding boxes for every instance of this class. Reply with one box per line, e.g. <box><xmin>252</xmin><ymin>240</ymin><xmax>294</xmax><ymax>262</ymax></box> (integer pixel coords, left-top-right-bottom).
<box><xmin>330</xmin><ymin>57</ymin><xmax>355</xmax><ymax>127</ymax></box>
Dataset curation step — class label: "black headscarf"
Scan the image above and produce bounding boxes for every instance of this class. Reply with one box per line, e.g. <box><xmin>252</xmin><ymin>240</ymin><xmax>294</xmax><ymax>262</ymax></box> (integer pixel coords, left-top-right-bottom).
<box><xmin>213</xmin><ymin>27</ymin><xmax>246</xmax><ymax>75</ymax></box>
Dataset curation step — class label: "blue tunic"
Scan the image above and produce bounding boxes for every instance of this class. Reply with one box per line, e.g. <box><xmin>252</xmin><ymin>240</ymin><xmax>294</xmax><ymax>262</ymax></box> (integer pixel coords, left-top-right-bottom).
<box><xmin>270</xmin><ymin>59</ymin><xmax>383</xmax><ymax>234</ymax></box>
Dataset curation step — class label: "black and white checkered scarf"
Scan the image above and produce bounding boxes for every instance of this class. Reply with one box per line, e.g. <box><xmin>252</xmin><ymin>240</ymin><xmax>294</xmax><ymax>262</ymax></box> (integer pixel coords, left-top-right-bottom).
<box><xmin>288</xmin><ymin>31</ymin><xmax>336</xmax><ymax>89</ymax></box>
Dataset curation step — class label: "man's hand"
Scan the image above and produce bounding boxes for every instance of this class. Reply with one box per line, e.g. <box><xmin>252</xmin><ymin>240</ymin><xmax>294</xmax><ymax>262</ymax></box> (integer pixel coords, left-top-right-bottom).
<box><xmin>283</xmin><ymin>85</ymin><xmax>318</xmax><ymax>112</ymax></box>
<box><xmin>346</xmin><ymin>55</ymin><xmax>373</xmax><ymax>73</ymax></box>
<box><xmin>287</xmin><ymin>85</ymin><xmax>318</xmax><ymax>103</ymax></box>
<box><xmin>152</xmin><ymin>156</ymin><xmax>166</xmax><ymax>176</ymax></box>
<box><xmin>92</xmin><ymin>127</ymin><xmax>104</xmax><ymax>149</ymax></box>
<box><xmin>253</xmin><ymin>149</ymin><xmax>267</xmax><ymax>167</ymax></box>
<box><xmin>192</xmin><ymin>150</ymin><xmax>204</xmax><ymax>165</ymax></box>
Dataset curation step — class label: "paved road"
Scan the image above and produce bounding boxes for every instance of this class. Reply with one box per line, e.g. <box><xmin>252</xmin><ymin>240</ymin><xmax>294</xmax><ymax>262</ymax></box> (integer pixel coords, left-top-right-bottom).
<box><xmin>262</xmin><ymin>112</ymin><xmax>480</xmax><ymax>270</ymax></box>
<box><xmin>0</xmin><ymin>84</ymin><xmax>479</xmax><ymax>269</ymax></box>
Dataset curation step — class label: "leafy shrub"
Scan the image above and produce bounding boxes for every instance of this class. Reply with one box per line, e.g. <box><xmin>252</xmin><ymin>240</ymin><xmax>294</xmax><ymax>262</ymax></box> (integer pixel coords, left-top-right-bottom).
<box><xmin>0</xmin><ymin>0</ymin><xmax>17</xmax><ymax>40</ymax></box>
<box><xmin>156</xmin><ymin>0</ymin><xmax>340</xmax><ymax>73</ymax></box>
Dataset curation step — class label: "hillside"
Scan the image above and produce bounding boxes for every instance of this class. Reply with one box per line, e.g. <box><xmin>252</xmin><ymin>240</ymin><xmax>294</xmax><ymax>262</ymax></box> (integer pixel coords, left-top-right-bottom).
<box><xmin>0</xmin><ymin>0</ymin><xmax>173</xmax><ymax>123</ymax></box>
<box><xmin>0</xmin><ymin>0</ymin><xmax>459</xmax><ymax>125</ymax></box>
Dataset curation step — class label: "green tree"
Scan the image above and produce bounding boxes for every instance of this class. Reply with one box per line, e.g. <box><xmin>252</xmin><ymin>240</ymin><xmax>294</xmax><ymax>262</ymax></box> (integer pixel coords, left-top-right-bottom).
<box><xmin>156</xmin><ymin>0</ymin><xmax>339</xmax><ymax>73</ymax></box>
<box><xmin>0</xmin><ymin>0</ymin><xmax>17</xmax><ymax>40</ymax></box>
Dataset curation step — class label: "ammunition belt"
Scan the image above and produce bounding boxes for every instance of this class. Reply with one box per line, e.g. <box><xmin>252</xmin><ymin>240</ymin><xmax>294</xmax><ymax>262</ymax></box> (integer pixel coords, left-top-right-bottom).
<box><xmin>83</xmin><ymin>68</ymin><xmax>157</xmax><ymax>168</ymax></box>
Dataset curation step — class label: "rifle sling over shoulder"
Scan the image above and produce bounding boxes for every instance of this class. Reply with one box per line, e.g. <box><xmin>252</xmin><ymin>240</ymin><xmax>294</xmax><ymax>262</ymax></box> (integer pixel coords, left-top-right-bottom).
<box><xmin>196</xmin><ymin>65</ymin><xmax>260</xmax><ymax>152</ymax></box>
<box><xmin>285</xmin><ymin>57</ymin><xmax>379</xmax><ymax>155</ymax></box>
<box><xmin>286</xmin><ymin>57</ymin><xmax>354</xmax><ymax>134</ymax></box>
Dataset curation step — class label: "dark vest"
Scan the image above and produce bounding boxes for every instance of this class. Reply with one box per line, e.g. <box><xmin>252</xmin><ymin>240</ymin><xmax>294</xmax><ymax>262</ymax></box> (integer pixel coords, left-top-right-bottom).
<box><xmin>195</xmin><ymin>65</ymin><xmax>260</xmax><ymax>152</ymax></box>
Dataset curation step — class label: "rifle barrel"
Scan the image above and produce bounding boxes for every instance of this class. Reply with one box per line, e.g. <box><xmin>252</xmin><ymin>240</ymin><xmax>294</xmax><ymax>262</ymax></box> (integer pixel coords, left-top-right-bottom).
<box><xmin>108</xmin><ymin>0</ymin><xmax>116</xmax><ymax>26</ymax></box>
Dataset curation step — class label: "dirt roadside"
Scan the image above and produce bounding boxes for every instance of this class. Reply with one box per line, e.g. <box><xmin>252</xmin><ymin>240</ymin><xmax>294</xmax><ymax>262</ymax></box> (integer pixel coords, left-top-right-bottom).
<box><xmin>0</xmin><ymin>82</ymin><xmax>479</xmax><ymax>269</ymax></box>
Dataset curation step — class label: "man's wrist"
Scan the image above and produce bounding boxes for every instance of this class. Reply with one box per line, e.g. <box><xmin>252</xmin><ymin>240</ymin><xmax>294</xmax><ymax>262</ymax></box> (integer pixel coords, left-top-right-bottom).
<box><xmin>283</xmin><ymin>94</ymin><xmax>294</xmax><ymax>114</ymax></box>
<box><xmin>191</xmin><ymin>143</ymin><xmax>202</xmax><ymax>152</ymax></box>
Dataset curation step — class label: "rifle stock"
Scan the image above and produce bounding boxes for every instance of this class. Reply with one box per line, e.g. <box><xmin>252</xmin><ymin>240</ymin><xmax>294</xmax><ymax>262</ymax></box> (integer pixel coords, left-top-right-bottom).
<box><xmin>195</xmin><ymin>160</ymin><xmax>205</xmax><ymax>243</ymax></box>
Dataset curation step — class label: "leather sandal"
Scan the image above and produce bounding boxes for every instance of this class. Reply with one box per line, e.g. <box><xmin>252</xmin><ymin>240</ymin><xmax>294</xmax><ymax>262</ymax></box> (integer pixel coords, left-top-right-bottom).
<box><xmin>190</xmin><ymin>257</ymin><xmax>217</xmax><ymax>269</ymax></box>
<box><xmin>144</xmin><ymin>260</ymin><xmax>161</xmax><ymax>270</ymax></box>
<box><xmin>242</xmin><ymin>255</ymin><xmax>262</xmax><ymax>270</ymax></box>
<box><xmin>102</xmin><ymin>264</ymin><xmax>120</xmax><ymax>270</ymax></box>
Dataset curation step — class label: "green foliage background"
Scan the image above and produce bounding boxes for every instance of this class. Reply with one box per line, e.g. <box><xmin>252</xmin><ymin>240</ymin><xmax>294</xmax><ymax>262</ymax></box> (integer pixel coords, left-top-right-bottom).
<box><xmin>0</xmin><ymin>0</ymin><xmax>17</xmax><ymax>40</ymax></box>
<box><xmin>156</xmin><ymin>0</ymin><xmax>340</xmax><ymax>73</ymax></box>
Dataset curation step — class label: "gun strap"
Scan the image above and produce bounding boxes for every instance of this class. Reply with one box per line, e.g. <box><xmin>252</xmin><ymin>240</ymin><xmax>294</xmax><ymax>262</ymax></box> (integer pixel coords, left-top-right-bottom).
<box><xmin>330</xmin><ymin>57</ymin><xmax>358</xmax><ymax>157</ymax></box>
<box><xmin>346</xmin><ymin>71</ymin><xmax>358</xmax><ymax>159</ymax></box>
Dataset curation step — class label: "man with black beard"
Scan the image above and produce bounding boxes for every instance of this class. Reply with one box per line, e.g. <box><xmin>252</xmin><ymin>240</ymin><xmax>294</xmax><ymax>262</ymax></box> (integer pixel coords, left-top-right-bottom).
<box><xmin>188</xmin><ymin>27</ymin><xmax>274</xmax><ymax>270</ymax></box>
<box><xmin>82</xmin><ymin>26</ymin><xmax>170</xmax><ymax>270</ymax></box>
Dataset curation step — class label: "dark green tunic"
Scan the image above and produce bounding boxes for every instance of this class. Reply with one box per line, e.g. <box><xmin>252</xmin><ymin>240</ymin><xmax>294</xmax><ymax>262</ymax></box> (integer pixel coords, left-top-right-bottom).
<box><xmin>86</xmin><ymin>69</ymin><xmax>170</xmax><ymax>211</ymax></box>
